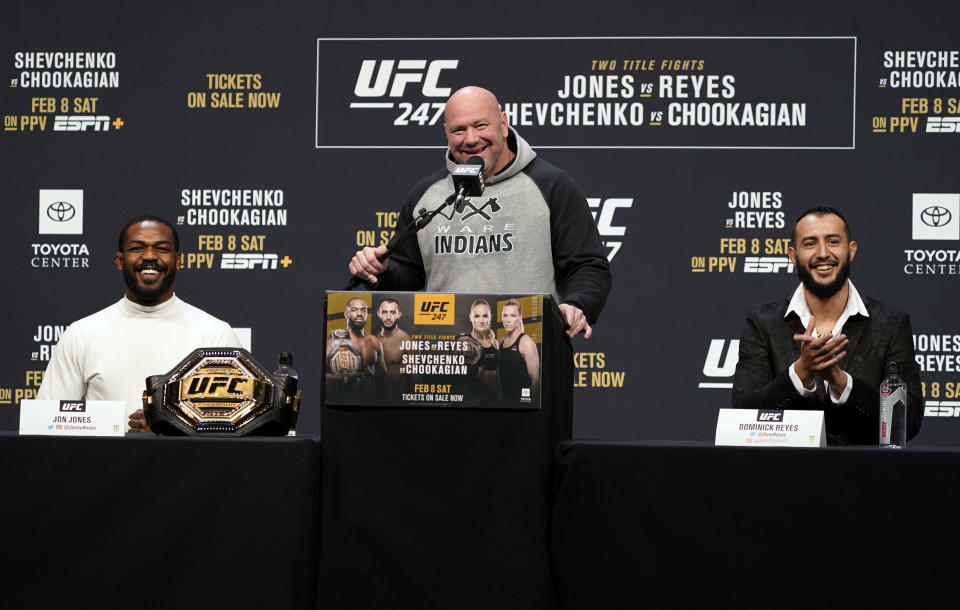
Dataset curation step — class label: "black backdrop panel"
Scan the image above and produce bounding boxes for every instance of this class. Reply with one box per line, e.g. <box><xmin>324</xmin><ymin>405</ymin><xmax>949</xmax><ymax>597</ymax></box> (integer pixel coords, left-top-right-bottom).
<box><xmin>2</xmin><ymin>1</ymin><xmax>960</xmax><ymax>446</ymax></box>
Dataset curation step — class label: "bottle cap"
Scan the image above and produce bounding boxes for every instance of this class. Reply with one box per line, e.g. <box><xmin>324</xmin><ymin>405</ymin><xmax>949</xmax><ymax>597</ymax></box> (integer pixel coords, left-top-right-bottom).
<box><xmin>886</xmin><ymin>361</ymin><xmax>900</xmax><ymax>375</ymax></box>
<box><xmin>279</xmin><ymin>352</ymin><xmax>293</xmax><ymax>365</ymax></box>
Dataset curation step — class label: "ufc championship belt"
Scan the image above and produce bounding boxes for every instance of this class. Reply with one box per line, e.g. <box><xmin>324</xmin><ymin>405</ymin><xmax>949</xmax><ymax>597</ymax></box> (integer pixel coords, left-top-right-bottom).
<box><xmin>142</xmin><ymin>347</ymin><xmax>299</xmax><ymax>437</ymax></box>
<box><xmin>326</xmin><ymin>329</ymin><xmax>364</xmax><ymax>379</ymax></box>
<box><xmin>456</xmin><ymin>334</ymin><xmax>483</xmax><ymax>366</ymax></box>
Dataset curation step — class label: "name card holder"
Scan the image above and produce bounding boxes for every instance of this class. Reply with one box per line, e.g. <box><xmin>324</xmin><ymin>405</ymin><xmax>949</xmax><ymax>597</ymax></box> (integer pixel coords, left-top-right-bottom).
<box><xmin>19</xmin><ymin>399</ymin><xmax>126</xmax><ymax>437</ymax></box>
<box><xmin>715</xmin><ymin>408</ymin><xmax>826</xmax><ymax>447</ymax></box>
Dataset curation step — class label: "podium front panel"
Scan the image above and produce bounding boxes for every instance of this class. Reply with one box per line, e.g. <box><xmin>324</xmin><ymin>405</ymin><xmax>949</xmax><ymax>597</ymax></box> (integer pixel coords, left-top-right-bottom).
<box><xmin>319</xmin><ymin>292</ymin><xmax>571</xmax><ymax>610</ymax></box>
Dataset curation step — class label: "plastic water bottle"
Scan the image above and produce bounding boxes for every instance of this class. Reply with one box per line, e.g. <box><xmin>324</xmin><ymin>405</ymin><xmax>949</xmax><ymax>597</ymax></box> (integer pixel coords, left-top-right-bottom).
<box><xmin>275</xmin><ymin>352</ymin><xmax>298</xmax><ymax>380</ymax></box>
<box><xmin>879</xmin><ymin>362</ymin><xmax>906</xmax><ymax>449</ymax></box>
<box><xmin>274</xmin><ymin>352</ymin><xmax>298</xmax><ymax>436</ymax></box>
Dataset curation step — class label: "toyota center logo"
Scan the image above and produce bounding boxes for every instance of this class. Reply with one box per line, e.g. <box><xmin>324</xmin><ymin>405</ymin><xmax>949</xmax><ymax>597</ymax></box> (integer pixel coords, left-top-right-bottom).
<box><xmin>920</xmin><ymin>206</ymin><xmax>952</xmax><ymax>227</ymax></box>
<box><xmin>913</xmin><ymin>194</ymin><xmax>959</xmax><ymax>240</ymax></box>
<box><xmin>38</xmin><ymin>189</ymin><xmax>84</xmax><ymax>235</ymax></box>
<box><xmin>46</xmin><ymin>201</ymin><xmax>76</xmax><ymax>222</ymax></box>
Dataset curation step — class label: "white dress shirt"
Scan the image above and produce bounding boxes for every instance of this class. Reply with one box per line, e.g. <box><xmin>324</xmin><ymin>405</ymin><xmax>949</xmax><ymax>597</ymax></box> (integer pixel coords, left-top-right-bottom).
<box><xmin>785</xmin><ymin>280</ymin><xmax>869</xmax><ymax>404</ymax></box>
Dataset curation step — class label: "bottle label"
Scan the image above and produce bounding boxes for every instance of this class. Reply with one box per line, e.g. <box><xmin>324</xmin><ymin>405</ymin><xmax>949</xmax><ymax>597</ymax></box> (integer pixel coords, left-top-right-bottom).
<box><xmin>880</xmin><ymin>385</ymin><xmax>907</xmax><ymax>444</ymax></box>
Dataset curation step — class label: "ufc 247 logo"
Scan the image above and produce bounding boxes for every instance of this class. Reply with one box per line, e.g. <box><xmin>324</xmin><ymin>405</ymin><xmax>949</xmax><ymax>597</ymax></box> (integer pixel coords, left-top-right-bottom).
<box><xmin>587</xmin><ymin>198</ymin><xmax>632</xmax><ymax>261</ymax></box>
<box><xmin>414</xmin><ymin>294</ymin><xmax>455</xmax><ymax>325</ymax></box>
<box><xmin>420</xmin><ymin>301</ymin><xmax>449</xmax><ymax>313</ymax></box>
<box><xmin>354</xmin><ymin>60</ymin><xmax>459</xmax><ymax>98</ymax></box>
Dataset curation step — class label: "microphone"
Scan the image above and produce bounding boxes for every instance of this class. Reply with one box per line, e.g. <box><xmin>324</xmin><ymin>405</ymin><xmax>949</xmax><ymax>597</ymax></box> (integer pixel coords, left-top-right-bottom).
<box><xmin>343</xmin><ymin>157</ymin><xmax>483</xmax><ymax>290</ymax></box>
<box><xmin>451</xmin><ymin>156</ymin><xmax>485</xmax><ymax>212</ymax></box>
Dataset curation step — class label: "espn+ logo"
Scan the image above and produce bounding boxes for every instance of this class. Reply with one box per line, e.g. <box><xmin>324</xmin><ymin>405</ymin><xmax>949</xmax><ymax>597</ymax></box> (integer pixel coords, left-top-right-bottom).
<box><xmin>53</xmin><ymin>116</ymin><xmax>110</xmax><ymax>131</ymax></box>
<box><xmin>743</xmin><ymin>257</ymin><xmax>793</xmax><ymax>273</ymax></box>
<box><xmin>926</xmin><ymin>117</ymin><xmax>960</xmax><ymax>133</ymax></box>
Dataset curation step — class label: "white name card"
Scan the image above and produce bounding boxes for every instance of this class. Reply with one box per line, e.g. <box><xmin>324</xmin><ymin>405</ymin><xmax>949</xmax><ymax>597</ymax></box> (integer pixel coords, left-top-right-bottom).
<box><xmin>715</xmin><ymin>408</ymin><xmax>826</xmax><ymax>447</ymax></box>
<box><xmin>19</xmin><ymin>399</ymin><xmax>126</xmax><ymax>437</ymax></box>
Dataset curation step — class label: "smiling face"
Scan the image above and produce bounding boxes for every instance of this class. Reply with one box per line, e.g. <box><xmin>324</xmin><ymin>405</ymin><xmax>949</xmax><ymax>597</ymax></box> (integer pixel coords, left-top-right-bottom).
<box><xmin>115</xmin><ymin>220</ymin><xmax>180</xmax><ymax>306</ymax></box>
<box><xmin>789</xmin><ymin>212</ymin><xmax>857</xmax><ymax>301</ymax></box>
<box><xmin>443</xmin><ymin>87</ymin><xmax>514</xmax><ymax>177</ymax></box>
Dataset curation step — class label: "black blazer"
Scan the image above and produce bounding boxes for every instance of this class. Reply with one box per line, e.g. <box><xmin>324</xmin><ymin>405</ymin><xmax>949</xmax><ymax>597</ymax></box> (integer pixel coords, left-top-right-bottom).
<box><xmin>731</xmin><ymin>294</ymin><xmax>922</xmax><ymax>445</ymax></box>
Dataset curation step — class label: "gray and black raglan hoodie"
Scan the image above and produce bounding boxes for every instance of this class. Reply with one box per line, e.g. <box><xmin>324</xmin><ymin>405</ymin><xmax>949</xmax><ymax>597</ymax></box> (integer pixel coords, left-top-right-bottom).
<box><xmin>377</xmin><ymin>128</ymin><xmax>612</xmax><ymax>324</ymax></box>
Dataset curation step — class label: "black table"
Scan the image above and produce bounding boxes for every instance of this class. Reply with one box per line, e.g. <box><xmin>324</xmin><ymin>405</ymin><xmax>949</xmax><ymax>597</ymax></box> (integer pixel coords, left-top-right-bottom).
<box><xmin>0</xmin><ymin>432</ymin><xmax>321</xmax><ymax>610</ymax></box>
<box><xmin>551</xmin><ymin>440</ymin><xmax>960</xmax><ymax>609</ymax></box>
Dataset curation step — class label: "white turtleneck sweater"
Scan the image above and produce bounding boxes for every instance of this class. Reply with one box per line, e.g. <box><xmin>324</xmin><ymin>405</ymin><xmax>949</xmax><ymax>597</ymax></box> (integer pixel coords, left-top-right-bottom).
<box><xmin>37</xmin><ymin>295</ymin><xmax>240</xmax><ymax>416</ymax></box>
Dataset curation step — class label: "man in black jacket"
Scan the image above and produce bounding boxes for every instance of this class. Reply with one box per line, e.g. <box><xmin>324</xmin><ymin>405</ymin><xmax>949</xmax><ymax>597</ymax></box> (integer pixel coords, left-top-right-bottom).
<box><xmin>732</xmin><ymin>206</ymin><xmax>922</xmax><ymax>445</ymax></box>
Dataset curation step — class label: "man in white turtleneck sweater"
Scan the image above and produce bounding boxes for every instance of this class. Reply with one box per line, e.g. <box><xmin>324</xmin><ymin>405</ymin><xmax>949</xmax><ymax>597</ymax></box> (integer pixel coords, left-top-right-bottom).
<box><xmin>37</xmin><ymin>215</ymin><xmax>241</xmax><ymax>432</ymax></box>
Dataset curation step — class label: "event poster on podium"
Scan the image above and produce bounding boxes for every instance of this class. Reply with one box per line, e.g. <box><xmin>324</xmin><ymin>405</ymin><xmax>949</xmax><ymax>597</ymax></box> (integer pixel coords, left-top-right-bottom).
<box><xmin>324</xmin><ymin>292</ymin><xmax>544</xmax><ymax>409</ymax></box>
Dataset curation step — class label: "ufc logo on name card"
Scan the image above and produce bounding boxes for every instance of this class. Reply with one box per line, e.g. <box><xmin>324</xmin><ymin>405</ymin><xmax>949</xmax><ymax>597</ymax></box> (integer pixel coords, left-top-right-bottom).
<box><xmin>757</xmin><ymin>410</ymin><xmax>784</xmax><ymax>422</ymax></box>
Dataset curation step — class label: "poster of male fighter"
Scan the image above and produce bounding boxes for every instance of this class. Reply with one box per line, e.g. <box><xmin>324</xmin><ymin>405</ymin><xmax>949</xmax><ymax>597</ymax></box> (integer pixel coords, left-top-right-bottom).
<box><xmin>324</xmin><ymin>292</ymin><xmax>544</xmax><ymax>409</ymax></box>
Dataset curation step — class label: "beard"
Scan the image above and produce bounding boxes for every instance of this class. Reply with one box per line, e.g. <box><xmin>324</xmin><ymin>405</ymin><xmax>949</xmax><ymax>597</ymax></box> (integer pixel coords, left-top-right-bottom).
<box><xmin>348</xmin><ymin>317</ymin><xmax>367</xmax><ymax>332</ymax></box>
<box><xmin>123</xmin><ymin>263</ymin><xmax>175</xmax><ymax>304</ymax></box>
<box><xmin>796</xmin><ymin>255</ymin><xmax>851</xmax><ymax>300</ymax></box>
<box><xmin>379</xmin><ymin>318</ymin><xmax>396</xmax><ymax>331</ymax></box>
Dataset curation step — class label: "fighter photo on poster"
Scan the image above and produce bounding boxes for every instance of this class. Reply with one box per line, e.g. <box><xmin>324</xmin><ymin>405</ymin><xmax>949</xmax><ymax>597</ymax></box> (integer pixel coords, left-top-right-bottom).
<box><xmin>324</xmin><ymin>292</ymin><xmax>544</xmax><ymax>409</ymax></box>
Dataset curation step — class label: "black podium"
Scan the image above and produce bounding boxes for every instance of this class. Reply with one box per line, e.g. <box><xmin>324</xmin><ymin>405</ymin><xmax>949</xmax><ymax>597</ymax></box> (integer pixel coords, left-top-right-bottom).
<box><xmin>318</xmin><ymin>293</ymin><xmax>572</xmax><ymax>610</ymax></box>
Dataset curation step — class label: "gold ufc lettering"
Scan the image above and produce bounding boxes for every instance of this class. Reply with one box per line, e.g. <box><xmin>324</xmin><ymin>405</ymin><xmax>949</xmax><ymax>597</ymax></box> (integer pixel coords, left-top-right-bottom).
<box><xmin>185</xmin><ymin>375</ymin><xmax>249</xmax><ymax>397</ymax></box>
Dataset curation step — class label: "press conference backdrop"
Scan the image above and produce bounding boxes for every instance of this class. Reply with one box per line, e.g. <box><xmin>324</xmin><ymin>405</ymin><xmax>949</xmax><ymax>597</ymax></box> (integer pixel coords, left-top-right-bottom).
<box><xmin>2</xmin><ymin>1</ymin><xmax>959</xmax><ymax>445</ymax></box>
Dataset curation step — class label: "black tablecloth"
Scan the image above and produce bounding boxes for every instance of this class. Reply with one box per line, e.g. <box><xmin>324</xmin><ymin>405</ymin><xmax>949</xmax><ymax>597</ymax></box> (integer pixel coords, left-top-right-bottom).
<box><xmin>0</xmin><ymin>432</ymin><xmax>321</xmax><ymax>610</ymax></box>
<box><xmin>551</xmin><ymin>441</ymin><xmax>960</xmax><ymax>609</ymax></box>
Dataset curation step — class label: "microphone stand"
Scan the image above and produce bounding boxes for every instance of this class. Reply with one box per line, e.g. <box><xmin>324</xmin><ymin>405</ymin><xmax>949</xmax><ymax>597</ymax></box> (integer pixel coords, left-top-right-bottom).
<box><xmin>343</xmin><ymin>192</ymin><xmax>459</xmax><ymax>290</ymax></box>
